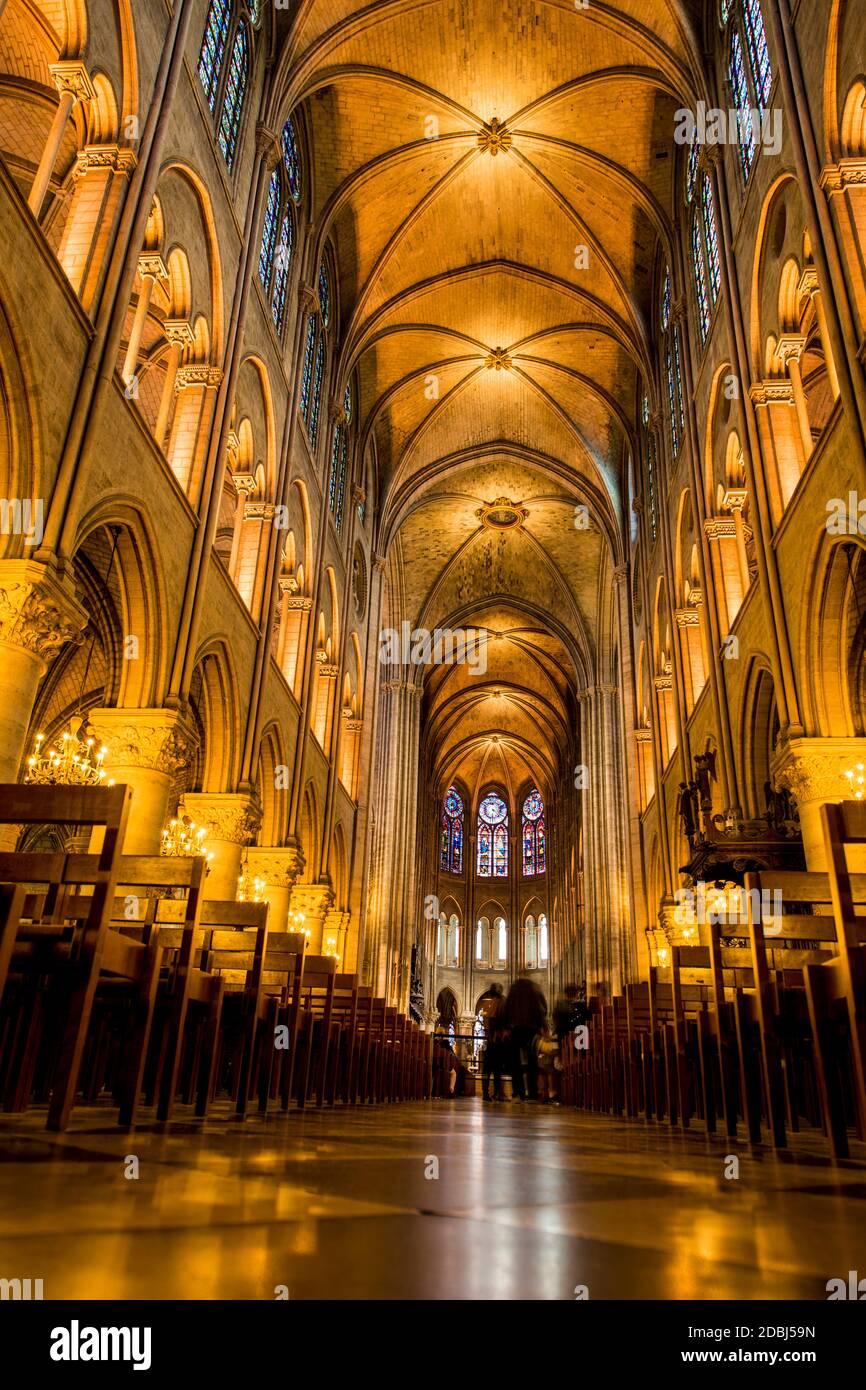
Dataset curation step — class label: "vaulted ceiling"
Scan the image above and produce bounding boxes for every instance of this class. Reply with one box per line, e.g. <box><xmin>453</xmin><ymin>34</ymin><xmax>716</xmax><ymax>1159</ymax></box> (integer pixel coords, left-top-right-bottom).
<box><xmin>275</xmin><ymin>0</ymin><xmax>705</xmax><ymax>798</ymax></box>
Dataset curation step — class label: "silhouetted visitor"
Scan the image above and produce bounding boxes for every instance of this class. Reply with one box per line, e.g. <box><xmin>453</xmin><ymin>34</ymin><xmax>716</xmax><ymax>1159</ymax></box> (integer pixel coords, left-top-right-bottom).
<box><xmin>479</xmin><ymin>984</ymin><xmax>506</xmax><ymax>1101</ymax></box>
<box><xmin>553</xmin><ymin>983</ymin><xmax>589</xmax><ymax>1040</ymax></box>
<box><xmin>504</xmin><ymin>976</ymin><xmax>547</xmax><ymax>1100</ymax></box>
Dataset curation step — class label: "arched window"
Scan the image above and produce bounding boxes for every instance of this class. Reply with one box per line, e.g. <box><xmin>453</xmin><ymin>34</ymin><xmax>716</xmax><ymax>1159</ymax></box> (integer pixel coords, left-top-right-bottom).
<box><xmin>446</xmin><ymin>914</ymin><xmax>460</xmax><ymax>967</ymax></box>
<box><xmin>661</xmin><ymin>266</ymin><xmax>685</xmax><ymax>458</ymax></box>
<box><xmin>521</xmin><ymin>788</ymin><xmax>546</xmax><ymax>876</ymax></box>
<box><xmin>477</xmin><ymin>793</ymin><xmax>508</xmax><ymax>877</ymax></box>
<box><xmin>302</xmin><ymin>259</ymin><xmax>330</xmax><ymax>449</ymax></box>
<box><xmin>437</xmin><ymin>912</ymin><xmax>446</xmax><ymax>963</ymax></box>
<box><xmin>525</xmin><ymin>914</ymin><xmax>538</xmax><ymax>969</ymax></box>
<box><xmin>217</xmin><ymin>20</ymin><xmax>249</xmax><ymax>171</ymax></box>
<box><xmin>439</xmin><ymin>785</ymin><xmax>464</xmax><ymax>875</ymax></box>
<box><xmin>640</xmin><ymin>391</ymin><xmax>657</xmax><ymax>543</ymax></box>
<box><xmin>722</xmin><ymin>1</ymin><xmax>772</xmax><ymax>182</ymax></box>
<box><xmin>539</xmin><ymin>913</ymin><xmax>549</xmax><ymax>964</ymax></box>
<box><xmin>259</xmin><ymin>116</ymin><xmax>301</xmax><ymax>335</ymax></box>
<box><xmin>329</xmin><ymin>383</ymin><xmax>352</xmax><ymax>534</ymax></box>
<box><xmin>476</xmin><ymin>916</ymin><xmax>489</xmax><ymax>965</ymax></box>
<box><xmin>692</xmin><ymin>214</ymin><xmax>711</xmax><ymax>341</ymax></box>
<box><xmin>494</xmin><ymin>916</ymin><xmax>508</xmax><ymax>964</ymax></box>
<box><xmin>701</xmin><ymin>175</ymin><xmax>722</xmax><ymax>302</ymax></box>
<box><xmin>198</xmin><ymin>0</ymin><xmax>231</xmax><ymax>110</ymax></box>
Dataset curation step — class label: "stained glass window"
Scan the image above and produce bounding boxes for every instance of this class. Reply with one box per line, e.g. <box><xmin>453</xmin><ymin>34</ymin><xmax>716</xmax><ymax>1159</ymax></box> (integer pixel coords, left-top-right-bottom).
<box><xmin>270</xmin><ymin>206</ymin><xmax>293</xmax><ymax>332</ymax></box>
<box><xmin>300</xmin><ymin>314</ymin><xmax>317</xmax><ymax>419</ymax></box>
<box><xmin>329</xmin><ymin>423</ymin><xmax>342</xmax><ymax>514</ymax></box>
<box><xmin>647</xmin><ymin>433</ymin><xmax>658</xmax><ymax>542</ymax></box>
<box><xmin>642</xmin><ymin>391</ymin><xmax>650</xmax><ymax>428</ymax></box>
<box><xmin>258</xmin><ymin>169</ymin><xmax>280</xmax><ymax>290</ymax></box>
<box><xmin>522</xmin><ymin>788</ymin><xmax>546</xmax><ymax>876</ymax></box>
<box><xmin>702</xmin><ymin>174</ymin><xmax>721</xmax><ymax>302</ymax></box>
<box><xmin>282</xmin><ymin>116</ymin><xmax>301</xmax><ymax>202</ymax></box>
<box><xmin>673</xmin><ymin>329</ymin><xmax>685</xmax><ymax>441</ymax></box>
<box><xmin>478</xmin><ymin>794</ymin><xmax>508</xmax><ymax>877</ymax></box>
<box><xmin>693</xmin><ymin>215</ymin><xmax>711</xmax><ymax>341</ymax></box>
<box><xmin>440</xmin><ymin>786</ymin><xmax>464</xmax><ymax>874</ymax></box>
<box><xmin>730</xmin><ymin>27</ymin><xmax>757</xmax><ymax>179</ymax></box>
<box><xmin>308</xmin><ymin>335</ymin><xmax>325</xmax><ymax>446</ymax></box>
<box><xmin>217</xmin><ymin>20</ymin><xmax>249</xmax><ymax>170</ymax></box>
<box><xmin>318</xmin><ymin>262</ymin><xmax>331</xmax><ymax>329</ymax></box>
<box><xmin>661</xmin><ymin>267</ymin><xmax>672</xmax><ymax>332</ymax></box>
<box><xmin>335</xmin><ymin>433</ymin><xmax>349</xmax><ymax>532</ymax></box>
<box><xmin>666</xmin><ymin>344</ymin><xmax>680</xmax><ymax>457</ymax></box>
<box><xmin>744</xmin><ymin>0</ymin><xmax>772</xmax><ymax>107</ymax></box>
<box><xmin>685</xmin><ymin>138</ymin><xmax>700</xmax><ymax>204</ymax></box>
<box><xmin>197</xmin><ymin>0</ymin><xmax>231</xmax><ymax>111</ymax></box>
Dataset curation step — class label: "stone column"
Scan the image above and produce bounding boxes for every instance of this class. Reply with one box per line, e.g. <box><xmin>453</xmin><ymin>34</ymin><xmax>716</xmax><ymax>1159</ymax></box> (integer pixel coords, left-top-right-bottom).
<box><xmin>154</xmin><ymin>319</ymin><xmax>194</xmax><ymax>449</ymax></box>
<box><xmin>364</xmin><ymin>680</ymin><xmax>423</xmax><ymax>1006</ymax></box>
<box><xmin>579</xmin><ymin>683</ymin><xmax>631</xmax><ymax>998</ymax></box>
<box><xmin>0</xmin><ymin>560</ymin><xmax>88</xmax><ymax>783</ymax></box>
<box><xmin>772</xmin><ymin>737</ymin><xmax>866</xmax><ymax>871</ymax></box>
<box><xmin>244</xmin><ymin>845</ymin><xmax>303</xmax><ymax>933</ymax></box>
<box><xmin>166</xmin><ymin>365</ymin><xmax>223</xmax><ymax>504</ymax></box>
<box><xmin>289</xmin><ymin>882</ymin><xmax>335</xmax><ymax>954</ymax></box>
<box><xmin>322</xmin><ymin>907</ymin><xmax>350</xmax><ymax>963</ymax></box>
<box><xmin>776</xmin><ymin>334</ymin><xmax>815</xmax><ymax>462</ymax></box>
<box><xmin>85</xmin><ymin>708</ymin><xmax>198</xmax><ymax>854</ymax></box>
<box><xmin>122</xmin><ymin>254</ymin><xmax>167</xmax><ymax>386</ymax></box>
<box><xmin>28</xmin><ymin>61</ymin><xmax>94</xmax><ymax>218</ymax></box>
<box><xmin>56</xmin><ymin>144</ymin><xmax>137</xmax><ymax>310</ymax></box>
<box><xmin>179</xmin><ymin>792</ymin><xmax>261</xmax><ymax>901</ymax></box>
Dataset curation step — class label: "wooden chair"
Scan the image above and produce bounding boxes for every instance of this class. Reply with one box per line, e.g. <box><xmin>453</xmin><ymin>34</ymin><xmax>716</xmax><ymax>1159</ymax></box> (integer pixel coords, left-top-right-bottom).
<box><xmin>818</xmin><ymin>802</ymin><xmax>866</xmax><ymax>1142</ymax></box>
<box><xmin>294</xmin><ymin>955</ymin><xmax>338</xmax><ymax>1107</ymax></box>
<box><xmin>0</xmin><ymin>784</ymin><xmax>132</xmax><ymax>1130</ymax></box>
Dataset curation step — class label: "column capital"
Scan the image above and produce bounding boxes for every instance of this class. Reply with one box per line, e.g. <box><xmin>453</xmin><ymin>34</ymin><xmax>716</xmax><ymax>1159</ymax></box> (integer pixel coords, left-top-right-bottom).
<box><xmin>750</xmin><ymin>379</ymin><xmax>795</xmax><ymax>407</ymax></box>
<box><xmin>49</xmin><ymin>60</ymin><xmax>94</xmax><ymax>103</ymax></box>
<box><xmin>704</xmin><ymin>515</ymin><xmax>737</xmax><ymax>541</ymax></box>
<box><xmin>137</xmin><ymin>253</ymin><xmax>168</xmax><ymax>282</ymax></box>
<box><xmin>244</xmin><ymin>845</ymin><xmax>305</xmax><ymax>888</ymax></box>
<box><xmin>180</xmin><ymin>792</ymin><xmax>262</xmax><ymax>846</ymax></box>
<box><xmin>174</xmin><ymin>364</ymin><xmax>223</xmax><ymax>393</ymax></box>
<box><xmin>771</xmin><ymin>736</ymin><xmax>863</xmax><ymax>808</ymax></box>
<box><xmin>290</xmin><ymin>882</ymin><xmax>335</xmax><ymax>917</ymax></box>
<box><xmin>298</xmin><ymin>283</ymin><xmax>319</xmax><ymax>316</ymax></box>
<box><xmin>73</xmin><ymin>144</ymin><xmax>137</xmax><ymax>177</ymax></box>
<box><xmin>775</xmin><ymin>333</ymin><xmax>807</xmax><ymax>366</ymax></box>
<box><xmin>255</xmin><ymin>123</ymin><xmax>281</xmax><ymax>170</ymax></box>
<box><xmin>163</xmin><ymin>317</ymin><xmax>195</xmax><ymax>348</ymax></box>
<box><xmin>612</xmin><ymin>563</ymin><xmax>628</xmax><ymax>585</ymax></box>
<box><xmin>85</xmin><ymin>707</ymin><xmax>198</xmax><ymax>777</ymax></box>
<box><xmin>720</xmin><ymin>486</ymin><xmax>748</xmax><ymax>514</ymax></box>
<box><xmin>798</xmin><ymin>265</ymin><xmax>821</xmax><ymax>298</ymax></box>
<box><xmin>0</xmin><ymin>559</ymin><xmax>88</xmax><ymax>668</ymax></box>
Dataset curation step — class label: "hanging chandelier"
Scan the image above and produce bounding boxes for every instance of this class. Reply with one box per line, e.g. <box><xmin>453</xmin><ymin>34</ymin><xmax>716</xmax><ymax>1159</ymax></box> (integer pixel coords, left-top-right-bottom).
<box><xmin>288</xmin><ymin>908</ymin><xmax>310</xmax><ymax>941</ymax></box>
<box><xmin>161</xmin><ymin>814</ymin><xmax>213</xmax><ymax>860</ymax></box>
<box><xmin>844</xmin><ymin>763</ymin><xmax>865</xmax><ymax>800</ymax></box>
<box><xmin>237</xmin><ymin>870</ymin><xmax>266</xmax><ymax>903</ymax></box>
<box><xmin>25</xmin><ymin>722</ymin><xmax>111</xmax><ymax>788</ymax></box>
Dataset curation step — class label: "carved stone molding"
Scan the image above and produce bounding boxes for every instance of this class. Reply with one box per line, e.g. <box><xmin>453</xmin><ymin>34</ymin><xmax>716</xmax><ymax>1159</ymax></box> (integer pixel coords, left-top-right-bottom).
<box><xmin>721</xmin><ymin>486</ymin><xmax>748</xmax><ymax>514</ymax></box>
<box><xmin>750</xmin><ymin>379</ymin><xmax>795</xmax><ymax>407</ymax></box>
<box><xmin>163</xmin><ymin>317</ymin><xmax>195</xmax><ymax>348</ymax></box>
<box><xmin>245</xmin><ymin>500</ymin><xmax>275</xmax><ymax>521</ymax></box>
<box><xmin>86</xmin><ymin>707</ymin><xmax>198</xmax><ymax>777</ymax></box>
<box><xmin>289</xmin><ymin>882</ymin><xmax>335</xmax><ymax>917</ymax></box>
<box><xmin>775</xmin><ymin>333</ymin><xmax>807</xmax><ymax>367</ymax></box>
<box><xmin>0</xmin><ymin>560</ymin><xmax>88</xmax><ymax>666</ymax></box>
<box><xmin>180</xmin><ymin>793</ymin><xmax>262</xmax><ymax>846</ymax></box>
<box><xmin>298</xmin><ymin>283</ymin><xmax>318</xmax><ymax>316</ymax></box>
<box><xmin>287</xmin><ymin>594</ymin><xmax>313</xmax><ymax>611</ymax></box>
<box><xmin>74</xmin><ymin>144</ymin><xmax>137</xmax><ymax>177</ymax></box>
<box><xmin>244</xmin><ymin>845</ymin><xmax>305</xmax><ymax>888</ymax></box>
<box><xmin>612</xmin><ymin>564</ymin><xmax>628</xmax><ymax>585</ymax></box>
<box><xmin>820</xmin><ymin>159</ymin><xmax>866</xmax><ymax>195</ymax></box>
<box><xmin>255</xmin><ymin>123</ymin><xmax>281</xmax><ymax>170</ymax></box>
<box><xmin>675</xmin><ymin>607</ymin><xmax>700</xmax><ymax>629</ymax></box>
<box><xmin>137</xmin><ymin>253</ymin><xmax>167</xmax><ymax>282</ymax></box>
<box><xmin>174</xmin><ymin>364</ymin><xmax>223</xmax><ymax>393</ymax></box>
<box><xmin>704</xmin><ymin>515</ymin><xmax>737</xmax><ymax>541</ymax></box>
<box><xmin>317</xmin><ymin>662</ymin><xmax>340</xmax><ymax>680</ymax></box>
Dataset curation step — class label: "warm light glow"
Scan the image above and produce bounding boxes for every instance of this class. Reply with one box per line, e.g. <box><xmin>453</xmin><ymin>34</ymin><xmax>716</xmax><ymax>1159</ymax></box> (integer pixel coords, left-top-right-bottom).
<box><xmin>25</xmin><ymin>725</ymin><xmax>113</xmax><ymax>788</ymax></box>
<box><xmin>845</xmin><ymin>763</ymin><xmax>865</xmax><ymax>799</ymax></box>
<box><xmin>237</xmin><ymin>871</ymin><xmax>266</xmax><ymax>903</ymax></box>
<box><xmin>161</xmin><ymin>814</ymin><xmax>213</xmax><ymax>860</ymax></box>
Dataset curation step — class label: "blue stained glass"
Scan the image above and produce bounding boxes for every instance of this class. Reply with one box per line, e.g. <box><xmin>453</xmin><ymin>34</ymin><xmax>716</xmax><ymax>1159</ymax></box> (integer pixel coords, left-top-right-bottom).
<box><xmin>523</xmin><ymin>819</ymin><xmax>535</xmax><ymax>876</ymax></box>
<box><xmin>666</xmin><ymin>344</ymin><xmax>680</xmax><ymax>456</ymax></box>
<box><xmin>685</xmin><ymin>138</ymin><xmax>700</xmax><ymax>204</ymax></box>
<box><xmin>300</xmin><ymin>314</ymin><xmax>316</xmax><ymax>418</ymax></box>
<box><xmin>744</xmin><ymin>0</ymin><xmax>772</xmax><ymax>107</ymax></box>
<box><xmin>271</xmin><ymin>207</ymin><xmax>293</xmax><ymax>332</ymax></box>
<box><xmin>441</xmin><ymin>786</ymin><xmax>464</xmax><ymax>874</ymax></box>
<box><xmin>693</xmin><ymin>214</ymin><xmax>711</xmax><ymax>341</ymax></box>
<box><xmin>673</xmin><ymin>329</ymin><xmax>685</xmax><ymax>439</ymax></box>
<box><xmin>523</xmin><ymin>788</ymin><xmax>543</xmax><ymax>821</ymax></box>
<box><xmin>730</xmin><ymin>28</ymin><xmax>757</xmax><ymax>179</ymax></box>
<box><xmin>537</xmin><ymin>817</ymin><xmax>546</xmax><ymax>874</ymax></box>
<box><xmin>197</xmin><ymin>0</ymin><xmax>231</xmax><ymax>111</ymax></box>
<box><xmin>477</xmin><ymin>824</ymin><xmax>492</xmax><ymax>876</ymax></box>
<box><xmin>661</xmin><ymin>267</ymin><xmax>672</xmax><ymax>331</ymax></box>
<box><xmin>647</xmin><ymin>433</ymin><xmax>658</xmax><ymax>541</ymax></box>
<box><xmin>702</xmin><ymin>174</ymin><xmax>721</xmax><ymax>303</ymax></box>
<box><xmin>308</xmin><ymin>335</ymin><xmax>325</xmax><ymax>446</ymax></box>
<box><xmin>218</xmin><ymin>20</ymin><xmax>249</xmax><ymax>170</ymax></box>
<box><xmin>343</xmin><ymin>383</ymin><xmax>352</xmax><ymax>422</ymax></box>
<box><xmin>479</xmin><ymin>793</ymin><xmax>507</xmax><ymax>824</ymax></box>
<box><xmin>282</xmin><ymin>116</ymin><xmax>302</xmax><ymax>202</ymax></box>
<box><xmin>335</xmin><ymin>430</ymin><xmax>348</xmax><ymax>533</ymax></box>
<box><xmin>642</xmin><ymin>391</ymin><xmax>650</xmax><ymax>427</ymax></box>
<box><xmin>318</xmin><ymin>263</ymin><xmax>330</xmax><ymax>328</ymax></box>
<box><xmin>445</xmin><ymin>787</ymin><xmax>463</xmax><ymax>818</ymax></box>
<box><xmin>493</xmin><ymin>824</ymin><xmax>508</xmax><ymax>877</ymax></box>
<box><xmin>258</xmin><ymin>168</ymin><xmax>280</xmax><ymax>290</ymax></box>
<box><xmin>329</xmin><ymin>424</ymin><xmax>342</xmax><ymax>513</ymax></box>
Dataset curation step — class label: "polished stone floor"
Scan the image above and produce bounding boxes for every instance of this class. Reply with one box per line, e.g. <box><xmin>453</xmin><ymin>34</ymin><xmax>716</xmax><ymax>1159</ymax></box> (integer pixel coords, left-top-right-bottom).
<box><xmin>1</xmin><ymin>1098</ymin><xmax>865</xmax><ymax>1300</ymax></box>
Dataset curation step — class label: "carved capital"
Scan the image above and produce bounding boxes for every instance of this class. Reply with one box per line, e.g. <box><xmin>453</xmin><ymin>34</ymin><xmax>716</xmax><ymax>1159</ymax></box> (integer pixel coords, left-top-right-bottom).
<box><xmin>771</xmin><ymin>737</ymin><xmax>866</xmax><ymax>808</ymax></box>
<box><xmin>180</xmin><ymin>792</ymin><xmax>262</xmax><ymax>846</ymax></box>
<box><xmin>174</xmin><ymin>364</ymin><xmax>223</xmax><ymax>393</ymax></box>
<box><xmin>704</xmin><ymin>515</ymin><xmax>737</xmax><ymax>541</ymax></box>
<box><xmin>820</xmin><ymin>158</ymin><xmax>866</xmax><ymax>195</ymax></box>
<box><xmin>244</xmin><ymin>845</ymin><xmax>304</xmax><ymax>888</ymax></box>
<box><xmin>86</xmin><ymin>707</ymin><xmax>198</xmax><ymax>777</ymax></box>
<box><xmin>298</xmin><ymin>283</ymin><xmax>319</xmax><ymax>316</ymax></box>
<box><xmin>721</xmin><ymin>486</ymin><xmax>748</xmax><ymax>514</ymax></box>
<box><xmin>612</xmin><ymin>563</ymin><xmax>628</xmax><ymax>585</ymax></box>
<box><xmin>775</xmin><ymin>333</ymin><xmax>807</xmax><ymax>367</ymax></box>
<box><xmin>73</xmin><ymin>144</ymin><xmax>136</xmax><ymax>177</ymax></box>
<box><xmin>287</xmin><ymin>594</ymin><xmax>313</xmax><ymax>611</ymax></box>
<box><xmin>137</xmin><ymin>253</ymin><xmax>168</xmax><ymax>283</ymax></box>
<box><xmin>289</xmin><ymin>881</ymin><xmax>335</xmax><ymax>919</ymax></box>
<box><xmin>255</xmin><ymin>123</ymin><xmax>281</xmax><ymax>170</ymax></box>
<box><xmin>675</xmin><ymin>607</ymin><xmax>700</xmax><ymax>629</ymax></box>
<box><xmin>0</xmin><ymin>560</ymin><xmax>88</xmax><ymax>668</ymax></box>
<box><xmin>49</xmin><ymin>60</ymin><xmax>94</xmax><ymax>104</ymax></box>
<box><xmin>750</xmin><ymin>379</ymin><xmax>795</xmax><ymax>407</ymax></box>
<box><xmin>163</xmin><ymin>317</ymin><xmax>195</xmax><ymax>348</ymax></box>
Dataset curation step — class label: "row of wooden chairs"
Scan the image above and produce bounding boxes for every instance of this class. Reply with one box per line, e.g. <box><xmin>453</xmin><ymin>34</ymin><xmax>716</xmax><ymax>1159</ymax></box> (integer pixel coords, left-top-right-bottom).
<box><xmin>0</xmin><ymin>783</ymin><xmax>432</xmax><ymax>1129</ymax></box>
<box><xmin>561</xmin><ymin>801</ymin><xmax>866</xmax><ymax>1160</ymax></box>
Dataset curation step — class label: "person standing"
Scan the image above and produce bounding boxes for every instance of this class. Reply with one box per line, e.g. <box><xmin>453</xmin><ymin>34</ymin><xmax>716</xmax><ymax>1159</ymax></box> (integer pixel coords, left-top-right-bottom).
<box><xmin>504</xmin><ymin>976</ymin><xmax>547</xmax><ymax>1100</ymax></box>
<box><xmin>480</xmin><ymin>984</ymin><xmax>506</xmax><ymax>1101</ymax></box>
